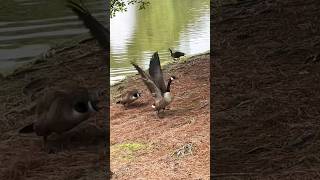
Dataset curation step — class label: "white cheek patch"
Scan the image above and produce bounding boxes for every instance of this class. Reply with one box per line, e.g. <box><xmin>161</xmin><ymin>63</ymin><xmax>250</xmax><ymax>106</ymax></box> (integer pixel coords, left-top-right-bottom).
<box><xmin>170</xmin><ymin>77</ymin><xmax>174</xmax><ymax>80</ymax></box>
<box><xmin>151</xmin><ymin>105</ymin><xmax>155</xmax><ymax>108</ymax></box>
<box><xmin>88</xmin><ymin>101</ymin><xmax>97</xmax><ymax>112</ymax></box>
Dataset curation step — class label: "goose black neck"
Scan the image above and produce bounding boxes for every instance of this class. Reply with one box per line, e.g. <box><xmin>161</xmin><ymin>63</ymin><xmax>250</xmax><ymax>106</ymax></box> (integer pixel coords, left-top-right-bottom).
<box><xmin>166</xmin><ymin>78</ymin><xmax>173</xmax><ymax>92</ymax></box>
<box><xmin>169</xmin><ymin>49</ymin><xmax>173</xmax><ymax>55</ymax></box>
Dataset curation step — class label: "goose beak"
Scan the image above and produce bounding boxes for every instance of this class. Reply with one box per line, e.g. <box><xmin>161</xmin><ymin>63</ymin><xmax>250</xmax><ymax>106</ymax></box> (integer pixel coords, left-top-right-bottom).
<box><xmin>88</xmin><ymin>101</ymin><xmax>99</xmax><ymax>112</ymax></box>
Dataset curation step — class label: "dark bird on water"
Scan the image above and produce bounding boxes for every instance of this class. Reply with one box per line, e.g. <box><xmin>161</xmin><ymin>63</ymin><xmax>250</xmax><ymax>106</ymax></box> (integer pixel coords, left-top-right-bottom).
<box><xmin>131</xmin><ymin>52</ymin><xmax>176</xmax><ymax>117</ymax></box>
<box><xmin>169</xmin><ymin>48</ymin><xmax>185</xmax><ymax>60</ymax></box>
<box><xmin>67</xmin><ymin>0</ymin><xmax>109</xmax><ymax>51</ymax></box>
<box><xmin>19</xmin><ymin>85</ymin><xmax>100</xmax><ymax>146</ymax></box>
<box><xmin>116</xmin><ymin>89</ymin><xmax>141</xmax><ymax>108</ymax></box>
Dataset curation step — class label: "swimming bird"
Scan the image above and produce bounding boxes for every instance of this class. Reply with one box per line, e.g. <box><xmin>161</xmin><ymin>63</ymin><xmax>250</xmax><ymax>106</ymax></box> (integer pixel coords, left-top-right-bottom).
<box><xmin>131</xmin><ymin>52</ymin><xmax>176</xmax><ymax>116</ymax></box>
<box><xmin>169</xmin><ymin>48</ymin><xmax>185</xmax><ymax>60</ymax></box>
<box><xmin>67</xmin><ymin>0</ymin><xmax>109</xmax><ymax>51</ymax></box>
<box><xmin>19</xmin><ymin>85</ymin><xmax>99</xmax><ymax>146</ymax></box>
<box><xmin>116</xmin><ymin>89</ymin><xmax>141</xmax><ymax>108</ymax></box>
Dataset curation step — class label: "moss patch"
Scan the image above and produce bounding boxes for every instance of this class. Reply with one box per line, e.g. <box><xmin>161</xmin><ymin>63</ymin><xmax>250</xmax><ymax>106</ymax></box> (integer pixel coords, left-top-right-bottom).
<box><xmin>111</xmin><ymin>142</ymin><xmax>150</xmax><ymax>162</ymax></box>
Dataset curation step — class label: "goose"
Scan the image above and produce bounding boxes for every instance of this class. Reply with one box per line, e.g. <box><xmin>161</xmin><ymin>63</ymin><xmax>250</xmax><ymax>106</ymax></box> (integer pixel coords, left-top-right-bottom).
<box><xmin>19</xmin><ymin>85</ymin><xmax>99</xmax><ymax>146</ymax></box>
<box><xmin>131</xmin><ymin>52</ymin><xmax>176</xmax><ymax>116</ymax></box>
<box><xmin>116</xmin><ymin>89</ymin><xmax>141</xmax><ymax>108</ymax></box>
<box><xmin>67</xmin><ymin>0</ymin><xmax>109</xmax><ymax>50</ymax></box>
<box><xmin>169</xmin><ymin>48</ymin><xmax>185</xmax><ymax>60</ymax></box>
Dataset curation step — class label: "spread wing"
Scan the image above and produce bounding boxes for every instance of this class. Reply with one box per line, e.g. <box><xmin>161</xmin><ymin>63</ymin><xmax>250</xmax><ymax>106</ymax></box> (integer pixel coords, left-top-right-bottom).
<box><xmin>67</xmin><ymin>0</ymin><xmax>109</xmax><ymax>50</ymax></box>
<box><xmin>131</xmin><ymin>62</ymin><xmax>159</xmax><ymax>96</ymax></box>
<box><xmin>149</xmin><ymin>52</ymin><xmax>166</xmax><ymax>93</ymax></box>
<box><xmin>141</xmin><ymin>77</ymin><xmax>162</xmax><ymax>99</ymax></box>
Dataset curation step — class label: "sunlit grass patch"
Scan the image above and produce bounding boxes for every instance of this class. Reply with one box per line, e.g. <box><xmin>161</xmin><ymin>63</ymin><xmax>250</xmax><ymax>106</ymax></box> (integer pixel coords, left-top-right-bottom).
<box><xmin>111</xmin><ymin>142</ymin><xmax>150</xmax><ymax>162</ymax></box>
<box><xmin>119</xmin><ymin>142</ymin><xmax>146</xmax><ymax>151</ymax></box>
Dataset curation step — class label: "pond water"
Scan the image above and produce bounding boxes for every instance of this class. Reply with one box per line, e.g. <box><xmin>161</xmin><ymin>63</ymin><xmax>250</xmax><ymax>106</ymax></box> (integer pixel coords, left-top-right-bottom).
<box><xmin>111</xmin><ymin>0</ymin><xmax>210</xmax><ymax>85</ymax></box>
<box><xmin>0</xmin><ymin>0</ymin><xmax>209</xmax><ymax>85</ymax></box>
<box><xmin>0</xmin><ymin>0</ymin><xmax>107</xmax><ymax>74</ymax></box>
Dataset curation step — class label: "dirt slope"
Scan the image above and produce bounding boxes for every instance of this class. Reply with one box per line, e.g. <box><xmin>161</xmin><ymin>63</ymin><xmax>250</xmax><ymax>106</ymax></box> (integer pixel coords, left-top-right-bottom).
<box><xmin>213</xmin><ymin>0</ymin><xmax>320</xmax><ymax>179</ymax></box>
<box><xmin>0</xmin><ymin>39</ymin><xmax>108</xmax><ymax>180</ymax></box>
<box><xmin>0</xmin><ymin>36</ymin><xmax>209</xmax><ymax>179</ymax></box>
<box><xmin>110</xmin><ymin>54</ymin><xmax>210</xmax><ymax>179</ymax></box>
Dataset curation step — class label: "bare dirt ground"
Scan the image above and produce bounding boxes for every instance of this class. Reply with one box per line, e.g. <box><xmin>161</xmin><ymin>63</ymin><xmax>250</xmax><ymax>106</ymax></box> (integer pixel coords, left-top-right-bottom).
<box><xmin>0</xmin><ymin>39</ymin><xmax>108</xmax><ymax>179</ymax></box>
<box><xmin>110</xmin><ymin>53</ymin><xmax>210</xmax><ymax>179</ymax></box>
<box><xmin>213</xmin><ymin>0</ymin><xmax>320</xmax><ymax>179</ymax></box>
<box><xmin>0</xmin><ymin>35</ymin><xmax>210</xmax><ymax>179</ymax></box>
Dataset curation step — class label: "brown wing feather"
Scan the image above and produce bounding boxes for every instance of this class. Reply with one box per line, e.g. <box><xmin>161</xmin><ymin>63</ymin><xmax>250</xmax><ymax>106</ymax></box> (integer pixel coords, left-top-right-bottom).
<box><xmin>149</xmin><ymin>52</ymin><xmax>166</xmax><ymax>93</ymax></box>
<box><xmin>131</xmin><ymin>62</ymin><xmax>158</xmax><ymax>96</ymax></box>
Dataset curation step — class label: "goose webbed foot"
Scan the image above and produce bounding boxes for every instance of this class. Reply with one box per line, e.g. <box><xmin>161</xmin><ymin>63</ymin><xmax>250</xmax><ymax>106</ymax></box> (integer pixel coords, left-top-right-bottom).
<box><xmin>155</xmin><ymin>110</ymin><xmax>161</xmax><ymax>118</ymax></box>
<box><xmin>155</xmin><ymin>109</ymin><xmax>165</xmax><ymax>118</ymax></box>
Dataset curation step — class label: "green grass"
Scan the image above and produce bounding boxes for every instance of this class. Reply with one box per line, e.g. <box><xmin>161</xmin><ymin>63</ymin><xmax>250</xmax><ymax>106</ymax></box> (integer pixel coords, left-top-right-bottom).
<box><xmin>111</xmin><ymin>142</ymin><xmax>150</xmax><ymax>161</ymax></box>
<box><xmin>119</xmin><ymin>142</ymin><xmax>146</xmax><ymax>151</ymax></box>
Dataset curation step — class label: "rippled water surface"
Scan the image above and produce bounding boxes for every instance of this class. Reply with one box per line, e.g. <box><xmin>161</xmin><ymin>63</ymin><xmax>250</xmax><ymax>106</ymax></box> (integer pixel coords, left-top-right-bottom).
<box><xmin>110</xmin><ymin>0</ymin><xmax>210</xmax><ymax>85</ymax></box>
<box><xmin>0</xmin><ymin>0</ymin><xmax>209</xmax><ymax>85</ymax></box>
<box><xmin>0</xmin><ymin>0</ymin><xmax>106</xmax><ymax>74</ymax></box>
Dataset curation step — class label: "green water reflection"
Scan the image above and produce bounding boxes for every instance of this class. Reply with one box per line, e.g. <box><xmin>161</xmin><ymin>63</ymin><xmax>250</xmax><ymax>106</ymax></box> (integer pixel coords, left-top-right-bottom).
<box><xmin>110</xmin><ymin>0</ymin><xmax>210</xmax><ymax>85</ymax></box>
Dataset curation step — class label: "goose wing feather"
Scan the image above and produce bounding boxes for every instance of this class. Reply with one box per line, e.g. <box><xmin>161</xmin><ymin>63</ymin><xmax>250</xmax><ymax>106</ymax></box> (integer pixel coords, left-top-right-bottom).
<box><xmin>131</xmin><ymin>62</ymin><xmax>157</xmax><ymax>96</ymax></box>
<box><xmin>149</xmin><ymin>52</ymin><xmax>167</xmax><ymax>93</ymax></box>
<box><xmin>67</xmin><ymin>0</ymin><xmax>109</xmax><ymax>50</ymax></box>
